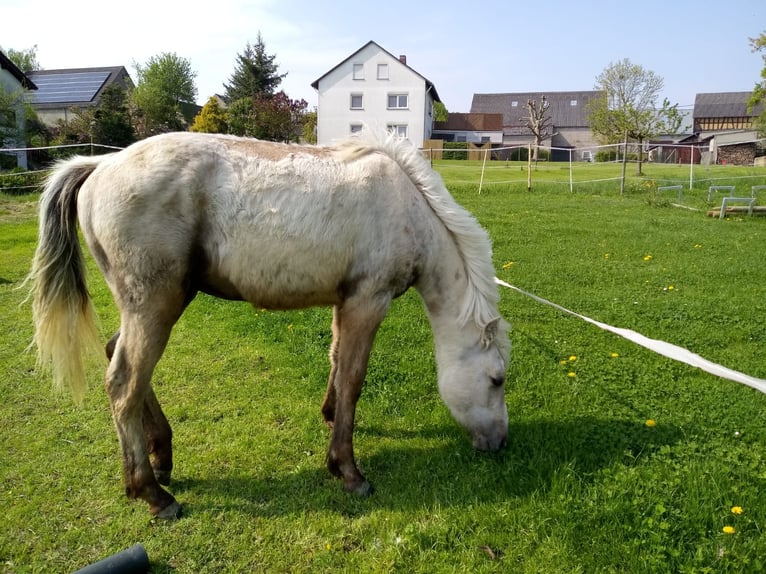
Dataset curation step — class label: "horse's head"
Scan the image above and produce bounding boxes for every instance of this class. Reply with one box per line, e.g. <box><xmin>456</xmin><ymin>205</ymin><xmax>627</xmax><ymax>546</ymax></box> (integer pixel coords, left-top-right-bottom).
<box><xmin>437</xmin><ymin>317</ymin><xmax>510</xmax><ymax>451</ymax></box>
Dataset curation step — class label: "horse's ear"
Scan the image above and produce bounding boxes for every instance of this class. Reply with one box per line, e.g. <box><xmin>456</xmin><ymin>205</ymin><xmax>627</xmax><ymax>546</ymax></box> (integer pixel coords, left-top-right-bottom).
<box><xmin>481</xmin><ymin>317</ymin><xmax>501</xmax><ymax>349</ymax></box>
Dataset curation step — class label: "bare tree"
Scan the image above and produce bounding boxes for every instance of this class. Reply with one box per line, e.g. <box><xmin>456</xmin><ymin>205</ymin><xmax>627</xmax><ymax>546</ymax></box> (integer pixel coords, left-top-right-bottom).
<box><xmin>521</xmin><ymin>94</ymin><xmax>552</xmax><ymax>165</ymax></box>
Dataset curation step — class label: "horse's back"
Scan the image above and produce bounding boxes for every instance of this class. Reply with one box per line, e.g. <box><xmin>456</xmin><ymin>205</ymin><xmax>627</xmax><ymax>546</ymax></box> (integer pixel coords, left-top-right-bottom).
<box><xmin>77</xmin><ymin>132</ymin><xmax>434</xmax><ymax>310</ymax></box>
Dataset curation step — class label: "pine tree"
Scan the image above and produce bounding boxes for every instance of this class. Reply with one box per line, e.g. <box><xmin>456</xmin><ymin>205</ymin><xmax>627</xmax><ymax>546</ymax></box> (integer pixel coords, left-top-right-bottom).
<box><xmin>224</xmin><ymin>32</ymin><xmax>286</xmax><ymax>102</ymax></box>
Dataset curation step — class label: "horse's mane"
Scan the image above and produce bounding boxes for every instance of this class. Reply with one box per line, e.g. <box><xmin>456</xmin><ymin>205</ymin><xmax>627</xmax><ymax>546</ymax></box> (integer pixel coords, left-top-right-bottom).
<box><xmin>335</xmin><ymin>131</ymin><xmax>504</xmax><ymax>334</ymax></box>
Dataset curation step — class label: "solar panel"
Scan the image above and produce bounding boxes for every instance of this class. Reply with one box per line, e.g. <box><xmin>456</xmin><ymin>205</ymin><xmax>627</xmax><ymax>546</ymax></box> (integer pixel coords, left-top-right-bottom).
<box><xmin>28</xmin><ymin>71</ymin><xmax>111</xmax><ymax>104</ymax></box>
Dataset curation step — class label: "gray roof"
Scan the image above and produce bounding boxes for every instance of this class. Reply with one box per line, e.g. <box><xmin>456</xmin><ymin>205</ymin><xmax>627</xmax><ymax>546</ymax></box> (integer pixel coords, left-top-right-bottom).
<box><xmin>26</xmin><ymin>66</ymin><xmax>133</xmax><ymax>109</ymax></box>
<box><xmin>470</xmin><ymin>91</ymin><xmax>602</xmax><ymax>128</ymax></box>
<box><xmin>694</xmin><ymin>92</ymin><xmax>763</xmax><ymax>118</ymax></box>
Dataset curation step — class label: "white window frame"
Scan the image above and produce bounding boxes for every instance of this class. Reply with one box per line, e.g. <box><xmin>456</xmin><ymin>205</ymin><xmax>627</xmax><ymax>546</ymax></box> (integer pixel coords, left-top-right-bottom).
<box><xmin>353</xmin><ymin>63</ymin><xmax>364</xmax><ymax>80</ymax></box>
<box><xmin>377</xmin><ymin>63</ymin><xmax>389</xmax><ymax>80</ymax></box>
<box><xmin>387</xmin><ymin>124</ymin><xmax>408</xmax><ymax>139</ymax></box>
<box><xmin>387</xmin><ymin>93</ymin><xmax>409</xmax><ymax>109</ymax></box>
<box><xmin>350</xmin><ymin>93</ymin><xmax>363</xmax><ymax>110</ymax></box>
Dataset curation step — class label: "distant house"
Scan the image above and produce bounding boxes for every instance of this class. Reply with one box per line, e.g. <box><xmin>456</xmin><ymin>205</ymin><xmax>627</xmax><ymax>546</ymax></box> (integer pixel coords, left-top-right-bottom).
<box><xmin>311</xmin><ymin>41</ymin><xmax>441</xmax><ymax>146</ymax></box>
<box><xmin>431</xmin><ymin>113</ymin><xmax>503</xmax><ymax>144</ymax></box>
<box><xmin>26</xmin><ymin>66</ymin><xmax>134</xmax><ymax>127</ymax></box>
<box><xmin>693</xmin><ymin>92</ymin><xmax>764</xmax><ymax>165</ymax></box>
<box><xmin>0</xmin><ymin>50</ymin><xmax>37</xmax><ymax>168</ymax></box>
<box><xmin>470</xmin><ymin>91</ymin><xmax>602</xmax><ymax>161</ymax></box>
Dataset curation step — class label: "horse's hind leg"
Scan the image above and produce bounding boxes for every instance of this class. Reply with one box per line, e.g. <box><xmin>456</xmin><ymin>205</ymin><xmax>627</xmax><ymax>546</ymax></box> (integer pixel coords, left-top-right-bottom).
<box><xmin>106</xmin><ymin>304</ymin><xmax>183</xmax><ymax>519</ymax></box>
<box><xmin>107</xmin><ymin>329</ymin><xmax>173</xmax><ymax>485</ymax></box>
<box><xmin>143</xmin><ymin>386</ymin><xmax>173</xmax><ymax>485</ymax></box>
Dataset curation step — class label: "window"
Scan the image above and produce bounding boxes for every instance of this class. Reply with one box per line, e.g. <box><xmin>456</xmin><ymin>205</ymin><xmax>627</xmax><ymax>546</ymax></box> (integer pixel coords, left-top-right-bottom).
<box><xmin>388</xmin><ymin>124</ymin><xmax>408</xmax><ymax>139</ymax></box>
<box><xmin>353</xmin><ymin>63</ymin><xmax>364</xmax><ymax>80</ymax></box>
<box><xmin>350</xmin><ymin>124</ymin><xmax>363</xmax><ymax>134</ymax></box>
<box><xmin>570</xmin><ymin>100</ymin><xmax>578</xmax><ymax>106</ymax></box>
<box><xmin>377</xmin><ymin>64</ymin><xmax>389</xmax><ymax>80</ymax></box>
<box><xmin>350</xmin><ymin>93</ymin><xmax>363</xmax><ymax>109</ymax></box>
<box><xmin>511</xmin><ymin>101</ymin><xmax>518</xmax><ymax>107</ymax></box>
<box><xmin>387</xmin><ymin>93</ymin><xmax>408</xmax><ymax>109</ymax></box>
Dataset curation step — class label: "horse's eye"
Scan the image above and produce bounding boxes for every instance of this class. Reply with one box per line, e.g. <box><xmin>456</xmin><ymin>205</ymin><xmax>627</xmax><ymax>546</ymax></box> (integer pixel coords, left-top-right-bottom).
<box><xmin>490</xmin><ymin>375</ymin><xmax>505</xmax><ymax>387</ymax></box>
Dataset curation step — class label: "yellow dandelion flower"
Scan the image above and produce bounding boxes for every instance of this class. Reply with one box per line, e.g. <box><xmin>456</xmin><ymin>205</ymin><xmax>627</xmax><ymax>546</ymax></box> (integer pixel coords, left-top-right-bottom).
<box><xmin>668</xmin><ymin>285</ymin><xmax>675</xmax><ymax>291</ymax></box>
<box><xmin>567</xmin><ymin>372</ymin><xmax>576</xmax><ymax>378</ymax></box>
<box><xmin>610</xmin><ymin>352</ymin><xmax>619</xmax><ymax>358</ymax></box>
<box><xmin>604</xmin><ymin>253</ymin><xmax>610</xmax><ymax>259</ymax></box>
<box><xmin>326</xmin><ymin>543</ymin><xmax>332</xmax><ymax>550</ymax></box>
<box><xmin>731</xmin><ymin>506</ymin><xmax>744</xmax><ymax>515</ymax></box>
<box><xmin>643</xmin><ymin>255</ymin><xmax>653</xmax><ymax>261</ymax></box>
<box><xmin>569</xmin><ymin>355</ymin><xmax>577</xmax><ymax>361</ymax></box>
<box><xmin>502</xmin><ymin>261</ymin><xmax>514</xmax><ymax>269</ymax></box>
<box><xmin>645</xmin><ymin>419</ymin><xmax>656</xmax><ymax>427</ymax></box>
<box><xmin>723</xmin><ymin>526</ymin><xmax>736</xmax><ymax>534</ymax></box>
<box><xmin>560</xmin><ymin>360</ymin><xmax>568</xmax><ymax>365</ymax></box>
<box><xmin>694</xmin><ymin>244</ymin><xmax>702</xmax><ymax>248</ymax></box>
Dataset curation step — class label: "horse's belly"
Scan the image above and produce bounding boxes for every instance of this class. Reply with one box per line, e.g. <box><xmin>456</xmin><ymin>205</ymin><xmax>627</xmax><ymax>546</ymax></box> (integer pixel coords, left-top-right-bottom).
<box><xmin>205</xmin><ymin>240</ymin><xmax>349</xmax><ymax>310</ymax></box>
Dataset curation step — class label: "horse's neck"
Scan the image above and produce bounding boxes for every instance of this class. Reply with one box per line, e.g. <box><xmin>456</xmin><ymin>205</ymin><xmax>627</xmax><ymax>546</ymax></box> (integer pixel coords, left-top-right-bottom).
<box><xmin>416</xmin><ymin>234</ymin><xmax>477</xmax><ymax>357</ymax></box>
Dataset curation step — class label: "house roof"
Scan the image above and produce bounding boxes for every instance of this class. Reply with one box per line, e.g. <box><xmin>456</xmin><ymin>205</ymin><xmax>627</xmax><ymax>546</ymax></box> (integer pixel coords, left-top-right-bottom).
<box><xmin>433</xmin><ymin>112</ymin><xmax>503</xmax><ymax>132</ymax></box>
<box><xmin>694</xmin><ymin>92</ymin><xmax>763</xmax><ymax>118</ymax></box>
<box><xmin>26</xmin><ymin>66</ymin><xmax>133</xmax><ymax>108</ymax></box>
<box><xmin>0</xmin><ymin>50</ymin><xmax>37</xmax><ymax>90</ymax></box>
<box><xmin>471</xmin><ymin>91</ymin><xmax>602</xmax><ymax>128</ymax></box>
<box><xmin>310</xmin><ymin>40</ymin><xmax>441</xmax><ymax>103</ymax></box>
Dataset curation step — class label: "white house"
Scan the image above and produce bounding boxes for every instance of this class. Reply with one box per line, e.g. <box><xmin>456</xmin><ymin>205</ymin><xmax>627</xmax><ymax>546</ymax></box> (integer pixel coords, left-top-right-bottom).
<box><xmin>0</xmin><ymin>50</ymin><xmax>37</xmax><ymax>169</ymax></box>
<box><xmin>311</xmin><ymin>41</ymin><xmax>441</xmax><ymax>146</ymax></box>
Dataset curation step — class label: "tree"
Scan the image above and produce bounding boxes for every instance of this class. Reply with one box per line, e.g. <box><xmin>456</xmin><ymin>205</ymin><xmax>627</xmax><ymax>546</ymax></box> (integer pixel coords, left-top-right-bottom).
<box><xmin>190</xmin><ymin>96</ymin><xmax>229</xmax><ymax>133</ymax></box>
<box><xmin>521</xmin><ymin>95</ymin><xmax>553</xmax><ymax>165</ymax></box>
<box><xmin>1</xmin><ymin>45</ymin><xmax>41</xmax><ymax>72</ymax></box>
<box><xmin>224</xmin><ymin>33</ymin><xmax>287</xmax><ymax>102</ymax></box>
<box><xmin>131</xmin><ymin>52</ymin><xmax>197</xmax><ymax>136</ymax></box>
<box><xmin>92</xmin><ymin>85</ymin><xmax>135</xmax><ymax>147</ymax></box>
<box><xmin>434</xmin><ymin>101</ymin><xmax>448</xmax><ymax>122</ymax></box>
<box><xmin>587</xmin><ymin>58</ymin><xmax>681</xmax><ymax>178</ymax></box>
<box><xmin>749</xmin><ymin>31</ymin><xmax>766</xmax><ymax>137</ymax></box>
<box><xmin>227</xmin><ymin>91</ymin><xmax>307</xmax><ymax>142</ymax></box>
<box><xmin>301</xmin><ymin>108</ymin><xmax>317</xmax><ymax>144</ymax></box>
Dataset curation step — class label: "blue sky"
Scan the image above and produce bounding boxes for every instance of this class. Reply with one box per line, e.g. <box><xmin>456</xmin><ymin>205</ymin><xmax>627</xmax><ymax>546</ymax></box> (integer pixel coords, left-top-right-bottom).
<box><xmin>3</xmin><ymin>0</ymin><xmax>764</xmax><ymax>111</ymax></box>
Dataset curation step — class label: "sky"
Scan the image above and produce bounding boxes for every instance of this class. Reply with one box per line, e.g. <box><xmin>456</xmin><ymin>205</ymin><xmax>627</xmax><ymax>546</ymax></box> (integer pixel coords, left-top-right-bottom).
<box><xmin>3</xmin><ymin>0</ymin><xmax>765</xmax><ymax>112</ymax></box>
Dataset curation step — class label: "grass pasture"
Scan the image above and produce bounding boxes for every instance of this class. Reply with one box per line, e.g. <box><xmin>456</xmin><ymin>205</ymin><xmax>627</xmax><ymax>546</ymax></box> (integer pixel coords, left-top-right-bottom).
<box><xmin>2</xmin><ymin>162</ymin><xmax>766</xmax><ymax>572</ymax></box>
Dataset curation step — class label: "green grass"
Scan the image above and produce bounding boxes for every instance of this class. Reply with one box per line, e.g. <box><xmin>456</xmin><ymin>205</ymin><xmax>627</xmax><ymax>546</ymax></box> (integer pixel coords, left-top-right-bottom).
<box><xmin>2</xmin><ymin>164</ymin><xmax>766</xmax><ymax>573</ymax></box>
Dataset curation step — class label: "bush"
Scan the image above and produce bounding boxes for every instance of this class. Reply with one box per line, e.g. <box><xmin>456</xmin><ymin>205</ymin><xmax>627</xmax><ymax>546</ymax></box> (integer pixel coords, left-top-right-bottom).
<box><xmin>443</xmin><ymin>141</ymin><xmax>468</xmax><ymax>160</ymax></box>
<box><xmin>0</xmin><ymin>167</ymin><xmax>45</xmax><ymax>195</ymax></box>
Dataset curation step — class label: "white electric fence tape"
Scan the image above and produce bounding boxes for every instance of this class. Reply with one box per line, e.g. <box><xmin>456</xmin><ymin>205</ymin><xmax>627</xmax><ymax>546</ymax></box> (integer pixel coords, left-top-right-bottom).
<box><xmin>495</xmin><ymin>278</ymin><xmax>766</xmax><ymax>395</ymax></box>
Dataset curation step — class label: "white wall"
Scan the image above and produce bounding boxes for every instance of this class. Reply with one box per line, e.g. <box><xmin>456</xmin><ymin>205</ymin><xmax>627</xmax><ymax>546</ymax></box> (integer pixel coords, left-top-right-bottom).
<box><xmin>315</xmin><ymin>43</ymin><xmax>433</xmax><ymax>146</ymax></box>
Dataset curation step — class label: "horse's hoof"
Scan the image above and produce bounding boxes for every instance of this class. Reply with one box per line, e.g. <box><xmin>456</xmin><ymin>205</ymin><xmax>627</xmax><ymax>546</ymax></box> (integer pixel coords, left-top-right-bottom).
<box><xmin>153</xmin><ymin>500</ymin><xmax>182</xmax><ymax>520</ymax></box>
<box><xmin>346</xmin><ymin>480</ymin><xmax>374</xmax><ymax>498</ymax></box>
<box><xmin>154</xmin><ymin>469</ymin><xmax>172</xmax><ymax>486</ymax></box>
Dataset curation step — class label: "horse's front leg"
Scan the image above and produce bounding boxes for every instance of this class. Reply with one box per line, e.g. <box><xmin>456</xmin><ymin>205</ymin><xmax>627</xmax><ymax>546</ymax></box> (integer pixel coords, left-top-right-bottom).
<box><xmin>320</xmin><ymin>306</ymin><xmax>341</xmax><ymax>425</ymax></box>
<box><xmin>326</xmin><ymin>297</ymin><xmax>388</xmax><ymax>496</ymax></box>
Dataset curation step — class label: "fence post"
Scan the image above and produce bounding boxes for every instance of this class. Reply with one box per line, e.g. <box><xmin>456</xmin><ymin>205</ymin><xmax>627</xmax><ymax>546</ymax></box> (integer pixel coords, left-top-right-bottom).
<box><xmin>689</xmin><ymin>144</ymin><xmax>694</xmax><ymax>190</ymax></box>
<box><xmin>569</xmin><ymin>148</ymin><xmax>573</xmax><ymax>193</ymax></box>
<box><xmin>478</xmin><ymin>147</ymin><xmax>488</xmax><ymax>194</ymax></box>
<box><xmin>527</xmin><ymin>144</ymin><xmax>532</xmax><ymax>192</ymax></box>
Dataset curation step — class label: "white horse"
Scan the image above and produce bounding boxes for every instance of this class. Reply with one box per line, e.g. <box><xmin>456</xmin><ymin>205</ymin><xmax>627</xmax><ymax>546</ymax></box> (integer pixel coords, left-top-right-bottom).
<box><xmin>30</xmin><ymin>130</ymin><xmax>510</xmax><ymax>519</ymax></box>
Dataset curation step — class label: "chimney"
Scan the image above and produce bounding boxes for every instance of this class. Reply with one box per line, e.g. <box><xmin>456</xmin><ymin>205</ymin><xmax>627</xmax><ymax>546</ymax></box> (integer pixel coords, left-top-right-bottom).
<box><xmin>399</xmin><ymin>55</ymin><xmax>407</xmax><ymax>65</ymax></box>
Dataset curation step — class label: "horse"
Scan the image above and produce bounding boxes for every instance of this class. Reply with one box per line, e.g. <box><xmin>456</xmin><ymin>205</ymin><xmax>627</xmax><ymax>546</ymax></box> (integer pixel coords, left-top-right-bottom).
<box><xmin>29</xmin><ymin>130</ymin><xmax>510</xmax><ymax>519</ymax></box>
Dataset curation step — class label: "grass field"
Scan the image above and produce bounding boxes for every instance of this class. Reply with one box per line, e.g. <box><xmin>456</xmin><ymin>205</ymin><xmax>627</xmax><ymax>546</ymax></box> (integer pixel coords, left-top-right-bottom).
<box><xmin>2</xmin><ymin>161</ymin><xmax>766</xmax><ymax>572</ymax></box>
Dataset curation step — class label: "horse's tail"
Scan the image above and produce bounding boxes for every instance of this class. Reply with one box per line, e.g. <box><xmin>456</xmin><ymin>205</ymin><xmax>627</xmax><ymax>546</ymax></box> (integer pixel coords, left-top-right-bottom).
<box><xmin>29</xmin><ymin>156</ymin><xmax>107</xmax><ymax>404</ymax></box>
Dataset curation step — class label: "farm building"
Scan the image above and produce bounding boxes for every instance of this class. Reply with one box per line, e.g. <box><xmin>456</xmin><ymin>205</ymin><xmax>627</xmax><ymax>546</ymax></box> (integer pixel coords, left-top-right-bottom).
<box><xmin>0</xmin><ymin>50</ymin><xmax>37</xmax><ymax>168</ymax></box>
<box><xmin>311</xmin><ymin>41</ymin><xmax>441</xmax><ymax>146</ymax></box>
<box><xmin>470</xmin><ymin>91</ymin><xmax>603</xmax><ymax>161</ymax></box>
